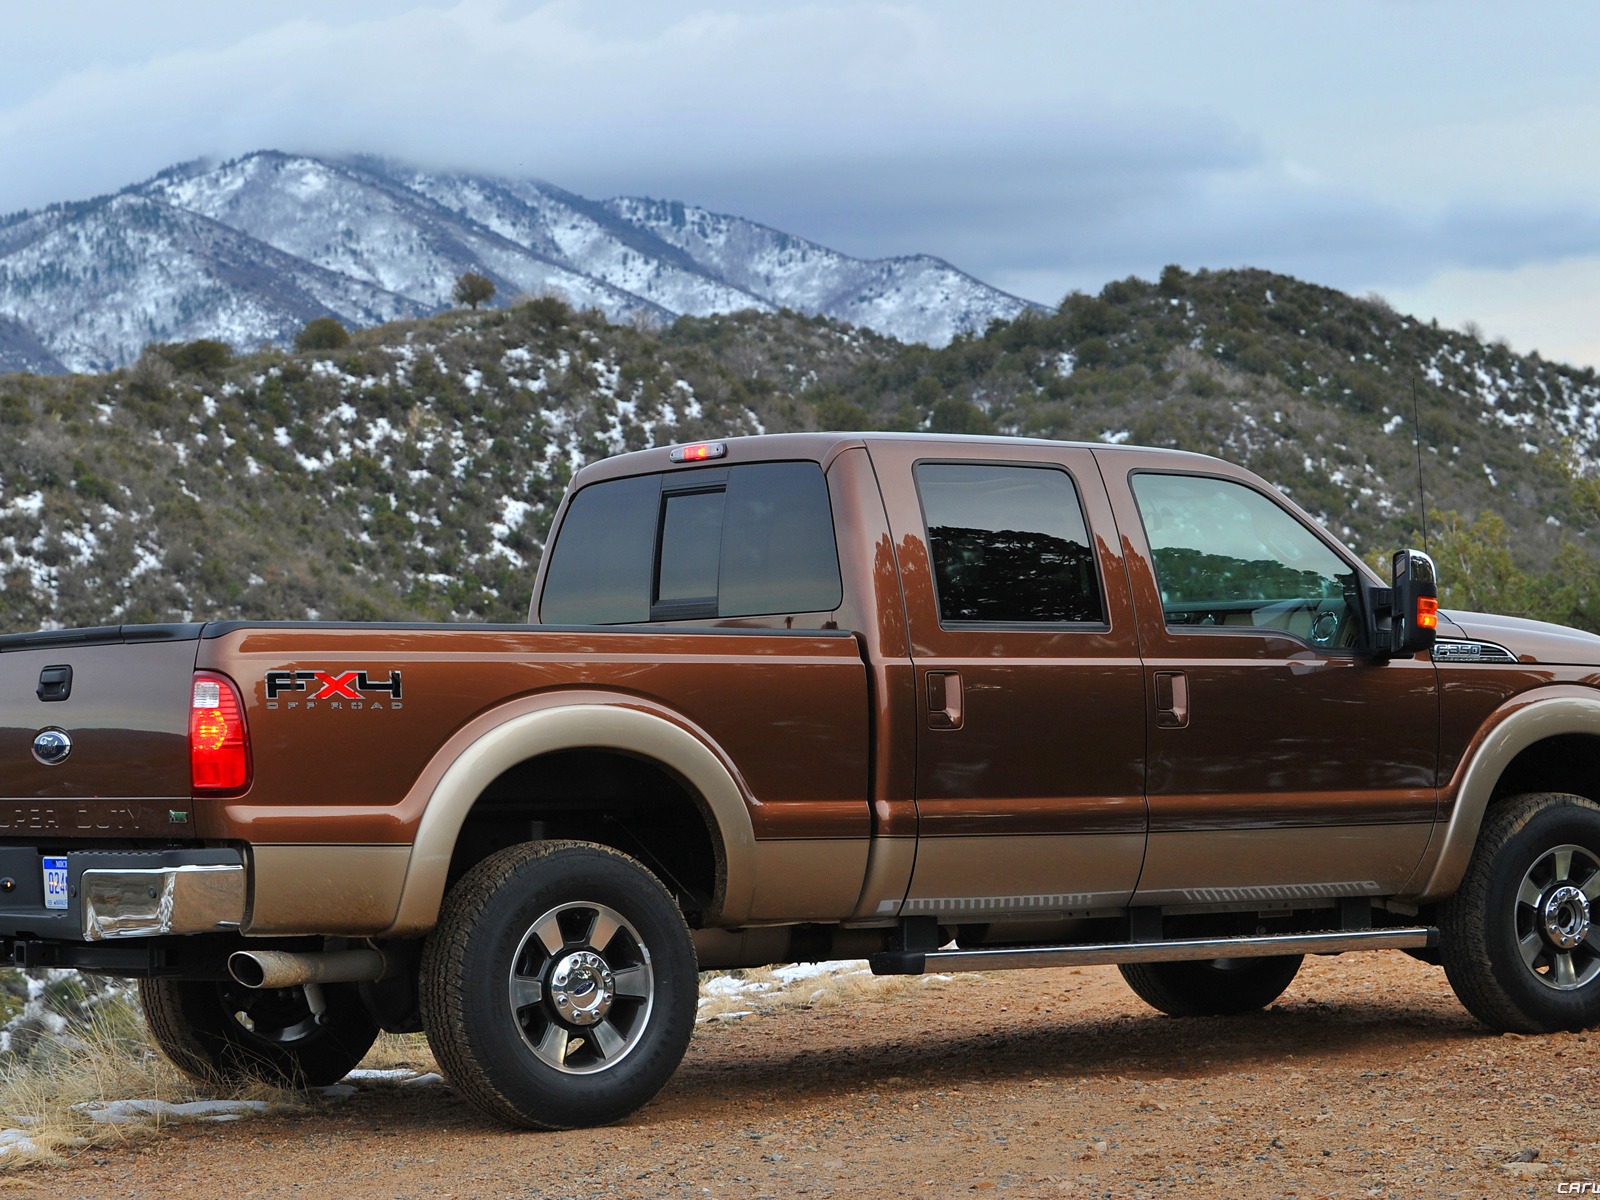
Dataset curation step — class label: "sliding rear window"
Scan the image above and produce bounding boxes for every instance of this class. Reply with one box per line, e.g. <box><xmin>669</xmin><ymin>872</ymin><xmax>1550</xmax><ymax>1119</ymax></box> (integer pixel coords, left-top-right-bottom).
<box><xmin>539</xmin><ymin>462</ymin><xmax>842</xmax><ymax>623</ymax></box>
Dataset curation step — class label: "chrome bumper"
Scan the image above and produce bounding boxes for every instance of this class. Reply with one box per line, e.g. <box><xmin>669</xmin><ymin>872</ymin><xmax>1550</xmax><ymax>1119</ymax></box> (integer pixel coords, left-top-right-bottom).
<box><xmin>81</xmin><ymin>862</ymin><xmax>247</xmax><ymax>941</ymax></box>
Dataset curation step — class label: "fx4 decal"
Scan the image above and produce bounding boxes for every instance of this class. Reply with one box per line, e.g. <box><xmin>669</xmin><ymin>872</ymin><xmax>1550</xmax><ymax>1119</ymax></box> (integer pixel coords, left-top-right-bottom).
<box><xmin>265</xmin><ymin>669</ymin><xmax>404</xmax><ymax>709</ymax></box>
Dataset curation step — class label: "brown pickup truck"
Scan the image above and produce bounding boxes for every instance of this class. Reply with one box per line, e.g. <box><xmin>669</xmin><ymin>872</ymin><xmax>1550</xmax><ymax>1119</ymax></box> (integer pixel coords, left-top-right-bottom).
<box><xmin>2</xmin><ymin>432</ymin><xmax>1599</xmax><ymax>1129</ymax></box>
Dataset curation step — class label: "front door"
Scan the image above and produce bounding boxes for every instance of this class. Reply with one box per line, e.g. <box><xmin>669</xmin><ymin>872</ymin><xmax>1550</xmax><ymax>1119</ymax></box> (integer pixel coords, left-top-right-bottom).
<box><xmin>867</xmin><ymin>440</ymin><xmax>1147</xmax><ymax>924</ymax></box>
<box><xmin>1104</xmin><ymin>462</ymin><xmax>1439</xmax><ymax>907</ymax></box>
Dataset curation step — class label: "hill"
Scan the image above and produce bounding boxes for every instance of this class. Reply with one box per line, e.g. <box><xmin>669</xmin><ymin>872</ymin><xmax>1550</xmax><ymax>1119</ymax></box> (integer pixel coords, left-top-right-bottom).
<box><xmin>0</xmin><ymin>266</ymin><xmax>1596</xmax><ymax>634</ymax></box>
<box><xmin>0</xmin><ymin>151</ymin><xmax>1036</xmax><ymax>373</ymax></box>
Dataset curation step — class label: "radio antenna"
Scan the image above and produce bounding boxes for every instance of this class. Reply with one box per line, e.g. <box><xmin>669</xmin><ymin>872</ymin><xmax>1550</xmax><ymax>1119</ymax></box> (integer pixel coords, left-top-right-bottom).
<box><xmin>1411</xmin><ymin>375</ymin><xmax>1430</xmax><ymax>554</ymax></box>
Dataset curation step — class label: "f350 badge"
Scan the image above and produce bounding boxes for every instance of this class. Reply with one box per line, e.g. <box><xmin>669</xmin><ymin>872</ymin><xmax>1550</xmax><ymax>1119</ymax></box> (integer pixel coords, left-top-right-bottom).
<box><xmin>264</xmin><ymin>670</ymin><xmax>404</xmax><ymax>711</ymax></box>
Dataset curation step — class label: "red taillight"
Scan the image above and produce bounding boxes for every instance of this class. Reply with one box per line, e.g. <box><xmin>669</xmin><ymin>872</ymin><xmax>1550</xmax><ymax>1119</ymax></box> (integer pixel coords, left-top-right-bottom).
<box><xmin>191</xmin><ymin>672</ymin><xmax>250</xmax><ymax>793</ymax></box>
<box><xmin>1417</xmin><ymin>596</ymin><xmax>1439</xmax><ymax>630</ymax></box>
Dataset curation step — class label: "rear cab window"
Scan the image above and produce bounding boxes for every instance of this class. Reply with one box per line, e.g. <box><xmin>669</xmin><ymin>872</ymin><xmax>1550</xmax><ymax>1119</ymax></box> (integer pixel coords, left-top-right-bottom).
<box><xmin>914</xmin><ymin>462</ymin><xmax>1105</xmax><ymax>627</ymax></box>
<box><xmin>539</xmin><ymin>462</ymin><xmax>843</xmax><ymax>624</ymax></box>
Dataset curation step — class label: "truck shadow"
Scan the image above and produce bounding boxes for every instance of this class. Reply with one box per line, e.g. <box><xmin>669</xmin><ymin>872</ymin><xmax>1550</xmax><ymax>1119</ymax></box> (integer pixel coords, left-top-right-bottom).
<box><xmin>655</xmin><ymin>995</ymin><xmax>1490</xmax><ymax>1115</ymax></box>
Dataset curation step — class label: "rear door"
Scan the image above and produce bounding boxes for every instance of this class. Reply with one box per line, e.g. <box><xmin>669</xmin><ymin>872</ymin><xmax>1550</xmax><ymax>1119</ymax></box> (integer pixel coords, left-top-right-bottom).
<box><xmin>867</xmin><ymin>439</ymin><xmax>1146</xmax><ymax>922</ymax></box>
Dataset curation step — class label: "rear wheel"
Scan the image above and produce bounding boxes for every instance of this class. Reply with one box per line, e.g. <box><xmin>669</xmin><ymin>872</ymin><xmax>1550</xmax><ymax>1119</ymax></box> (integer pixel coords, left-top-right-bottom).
<box><xmin>420</xmin><ymin>840</ymin><xmax>697</xmax><ymax>1129</ymax></box>
<box><xmin>139</xmin><ymin>978</ymin><xmax>378</xmax><ymax>1087</ymax></box>
<box><xmin>1119</xmin><ymin>955</ymin><xmax>1303</xmax><ymax>1017</ymax></box>
<box><xmin>1440</xmin><ymin>792</ymin><xmax>1600</xmax><ymax>1032</ymax></box>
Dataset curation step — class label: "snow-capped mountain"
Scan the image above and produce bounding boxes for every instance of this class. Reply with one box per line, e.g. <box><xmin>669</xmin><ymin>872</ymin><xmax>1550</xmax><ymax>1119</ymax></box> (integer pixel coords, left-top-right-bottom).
<box><xmin>0</xmin><ymin>152</ymin><xmax>1038</xmax><ymax>373</ymax></box>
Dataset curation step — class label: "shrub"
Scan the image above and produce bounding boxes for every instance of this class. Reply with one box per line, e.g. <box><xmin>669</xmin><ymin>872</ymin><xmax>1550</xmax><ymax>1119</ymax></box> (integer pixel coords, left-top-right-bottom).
<box><xmin>295</xmin><ymin>317</ymin><xmax>351</xmax><ymax>352</ymax></box>
<box><xmin>127</xmin><ymin>348</ymin><xmax>175</xmax><ymax>400</ymax></box>
<box><xmin>155</xmin><ymin>339</ymin><xmax>233</xmax><ymax>377</ymax></box>
<box><xmin>517</xmin><ymin>293</ymin><xmax>572</xmax><ymax>330</ymax></box>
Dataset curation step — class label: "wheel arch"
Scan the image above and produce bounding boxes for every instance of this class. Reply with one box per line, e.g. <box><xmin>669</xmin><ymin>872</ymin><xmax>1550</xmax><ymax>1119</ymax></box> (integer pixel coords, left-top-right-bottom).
<box><xmin>1406</xmin><ymin>686</ymin><xmax>1600</xmax><ymax>902</ymax></box>
<box><xmin>381</xmin><ymin>697</ymin><xmax>758</xmax><ymax>936</ymax></box>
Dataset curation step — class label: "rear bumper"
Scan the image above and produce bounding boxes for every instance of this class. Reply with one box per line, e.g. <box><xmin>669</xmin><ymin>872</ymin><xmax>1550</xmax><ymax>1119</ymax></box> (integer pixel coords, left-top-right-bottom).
<box><xmin>82</xmin><ymin>858</ymin><xmax>246</xmax><ymax>941</ymax></box>
<box><xmin>0</xmin><ymin>847</ymin><xmax>245</xmax><ymax>942</ymax></box>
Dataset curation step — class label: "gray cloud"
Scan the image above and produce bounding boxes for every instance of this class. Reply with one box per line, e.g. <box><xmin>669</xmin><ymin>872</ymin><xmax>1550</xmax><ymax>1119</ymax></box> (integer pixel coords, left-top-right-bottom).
<box><xmin>4</xmin><ymin>2</ymin><xmax>1600</xmax><ymax>332</ymax></box>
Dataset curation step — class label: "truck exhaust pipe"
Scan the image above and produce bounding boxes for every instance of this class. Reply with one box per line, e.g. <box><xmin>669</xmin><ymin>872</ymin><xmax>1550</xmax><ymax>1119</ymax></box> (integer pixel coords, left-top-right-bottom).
<box><xmin>228</xmin><ymin>948</ymin><xmax>388</xmax><ymax>989</ymax></box>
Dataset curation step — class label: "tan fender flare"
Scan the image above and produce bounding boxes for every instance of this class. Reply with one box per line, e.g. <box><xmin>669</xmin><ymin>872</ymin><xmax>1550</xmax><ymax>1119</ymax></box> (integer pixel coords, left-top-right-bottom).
<box><xmin>380</xmin><ymin>700</ymin><xmax>758</xmax><ymax>936</ymax></box>
<box><xmin>1404</xmin><ymin>685</ymin><xmax>1600</xmax><ymax>902</ymax></box>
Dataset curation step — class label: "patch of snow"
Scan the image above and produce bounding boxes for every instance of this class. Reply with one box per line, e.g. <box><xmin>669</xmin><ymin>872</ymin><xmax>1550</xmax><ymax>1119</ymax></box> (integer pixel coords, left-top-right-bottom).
<box><xmin>770</xmin><ymin>960</ymin><xmax>869</xmax><ymax>984</ymax></box>
<box><xmin>75</xmin><ymin>1098</ymin><xmax>270</xmax><ymax>1126</ymax></box>
<box><xmin>0</xmin><ymin>1129</ymin><xmax>38</xmax><ymax>1156</ymax></box>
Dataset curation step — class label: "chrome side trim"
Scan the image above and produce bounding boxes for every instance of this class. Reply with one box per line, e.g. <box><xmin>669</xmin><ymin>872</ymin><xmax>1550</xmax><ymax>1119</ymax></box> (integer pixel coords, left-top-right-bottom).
<box><xmin>1405</xmin><ymin>689</ymin><xmax>1600</xmax><ymax>902</ymax></box>
<box><xmin>81</xmin><ymin>864</ymin><xmax>246</xmax><ymax>941</ymax></box>
<box><xmin>870</xmin><ymin>927</ymin><xmax>1436</xmax><ymax>975</ymax></box>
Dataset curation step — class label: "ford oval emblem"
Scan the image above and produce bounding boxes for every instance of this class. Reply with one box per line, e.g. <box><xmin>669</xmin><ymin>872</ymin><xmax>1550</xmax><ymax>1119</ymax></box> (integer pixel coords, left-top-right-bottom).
<box><xmin>32</xmin><ymin>728</ymin><xmax>71</xmax><ymax>766</ymax></box>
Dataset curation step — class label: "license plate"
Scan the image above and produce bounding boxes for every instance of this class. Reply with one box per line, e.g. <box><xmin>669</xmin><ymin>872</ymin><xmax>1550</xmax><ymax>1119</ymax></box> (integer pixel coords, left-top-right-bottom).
<box><xmin>43</xmin><ymin>857</ymin><xmax>68</xmax><ymax>911</ymax></box>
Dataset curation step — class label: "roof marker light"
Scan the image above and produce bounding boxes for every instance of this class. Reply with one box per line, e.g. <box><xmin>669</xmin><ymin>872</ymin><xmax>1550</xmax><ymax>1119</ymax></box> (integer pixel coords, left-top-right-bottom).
<box><xmin>669</xmin><ymin>441</ymin><xmax>727</xmax><ymax>463</ymax></box>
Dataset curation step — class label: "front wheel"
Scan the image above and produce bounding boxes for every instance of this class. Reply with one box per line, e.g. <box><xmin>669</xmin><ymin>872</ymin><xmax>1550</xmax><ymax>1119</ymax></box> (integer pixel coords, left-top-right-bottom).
<box><xmin>1118</xmin><ymin>954</ymin><xmax>1303</xmax><ymax>1017</ymax></box>
<box><xmin>420</xmin><ymin>840</ymin><xmax>698</xmax><ymax>1129</ymax></box>
<box><xmin>139</xmin><ymin>977</ymin><xmax>378</xmax><ymax>1087</ymax></box>
<box><xmin>1440</xmin><ymin>792</ymin><xmax>1600</xmax><ymax>1032</ymax></box>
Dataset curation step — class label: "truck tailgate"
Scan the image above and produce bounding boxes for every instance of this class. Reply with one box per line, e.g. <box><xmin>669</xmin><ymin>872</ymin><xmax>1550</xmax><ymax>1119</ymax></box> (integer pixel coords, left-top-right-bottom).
<box><xmin>0</xmin><ymin>624</ymin><xmax>201</xmax><ymax>836</ymax></box>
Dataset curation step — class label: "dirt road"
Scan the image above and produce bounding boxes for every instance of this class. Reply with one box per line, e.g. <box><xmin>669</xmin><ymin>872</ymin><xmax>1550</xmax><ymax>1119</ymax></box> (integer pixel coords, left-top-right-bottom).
<box><xmin>11</xmin><ymin>950</ymin><xmax>1596</xmax><ymax>1199</ymax></box>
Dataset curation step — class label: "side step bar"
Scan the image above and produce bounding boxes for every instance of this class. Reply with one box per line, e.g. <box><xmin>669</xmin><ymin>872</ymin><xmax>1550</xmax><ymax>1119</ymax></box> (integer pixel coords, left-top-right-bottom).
<box><xmin>870</xmin><ymin>926</ymin><xmax>1438</xmax><ymax>976</ymax></box>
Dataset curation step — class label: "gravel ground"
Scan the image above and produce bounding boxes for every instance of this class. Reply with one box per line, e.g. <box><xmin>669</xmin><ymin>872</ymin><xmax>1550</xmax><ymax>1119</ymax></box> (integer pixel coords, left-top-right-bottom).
<box><xmin>6</xmin><ymin>950</ymin><xmax>1596</xmax><ymax>1199</ymax></box>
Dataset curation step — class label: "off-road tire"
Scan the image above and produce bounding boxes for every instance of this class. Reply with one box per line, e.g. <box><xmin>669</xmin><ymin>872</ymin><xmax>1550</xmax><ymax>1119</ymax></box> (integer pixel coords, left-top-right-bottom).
<box><xmin>1440</xmin><ymin>792</ymin><xmax>1600</xmax><ymax>1033</ymax></box>
<box><xmin>1118</xmin><ymin>954</ymin><xmax>1303</xmax><ymax>1017</ymax></box>
<box><xmin>420</xmin><ymin>840</ymin><xmax>697</xmax><ymax>1129</ymax></box>
<box><xmin>139</xmin><ymin>977</ymin><xmax>378</xmax><ymax>1087</ymax></box>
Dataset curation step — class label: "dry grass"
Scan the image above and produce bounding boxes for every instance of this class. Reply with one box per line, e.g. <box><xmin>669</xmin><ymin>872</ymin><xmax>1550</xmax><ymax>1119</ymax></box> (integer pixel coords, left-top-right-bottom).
<box><xmin>355</xmin><ymin>1032</ymin><xmax>436</xmax><ymax>1073</ymax></box>
<box><xmin>0</xmin><ymin>996</ymin><xmax>312</xmax><ymax>1168</ymax></box>
<box><xmin>0</xmin><ymin>964</ymin><xmax>942</xmax><ymax>1167</ymax></box>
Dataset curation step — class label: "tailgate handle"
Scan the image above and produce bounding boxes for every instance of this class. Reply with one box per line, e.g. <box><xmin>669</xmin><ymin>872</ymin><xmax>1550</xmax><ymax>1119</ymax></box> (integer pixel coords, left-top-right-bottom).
<box><xmin>926</xmin><ymin>671</ymin><xmax>964</xmax><ymax>730</ymax></box>
<box><xmin>36</xmin><ymin>665</ymin><xmax>72</xmax><ymax>703</ymax></box>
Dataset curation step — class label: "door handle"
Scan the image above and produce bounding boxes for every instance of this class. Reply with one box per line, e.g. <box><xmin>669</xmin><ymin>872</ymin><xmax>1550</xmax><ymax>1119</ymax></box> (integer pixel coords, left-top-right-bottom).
<box><xmin>1155</xmin><ymin>671</ymin><xmax>1189</xmax><ymax>729</ymax></box>
<box><xmin>927</xmin><ymin>671</ymin><xmax>964</xmax><ymax>730</ymax></box>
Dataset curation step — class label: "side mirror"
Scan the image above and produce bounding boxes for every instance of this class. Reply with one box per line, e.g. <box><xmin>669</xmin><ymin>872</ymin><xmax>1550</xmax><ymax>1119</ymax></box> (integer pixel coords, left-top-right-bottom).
<box><xmin>1390</xmin><ymin>549</ymin><xmax>1438</xmax><ymax>656</ymax></box>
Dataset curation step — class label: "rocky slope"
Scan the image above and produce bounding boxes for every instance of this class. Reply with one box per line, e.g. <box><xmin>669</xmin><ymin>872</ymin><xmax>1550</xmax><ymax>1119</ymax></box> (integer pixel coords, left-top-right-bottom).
<box><xmin>0</xmin><ymin>268</ymin><xmax>1596</xmax><ymax>634</ymax></box>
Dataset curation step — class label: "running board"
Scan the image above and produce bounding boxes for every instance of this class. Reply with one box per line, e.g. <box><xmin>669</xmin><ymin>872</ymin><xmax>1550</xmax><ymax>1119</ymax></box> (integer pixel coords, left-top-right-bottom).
<box><xmin>869</xmin><ymin>926</ymin><xmax>1438</xmax><ymax>976</ymax></box>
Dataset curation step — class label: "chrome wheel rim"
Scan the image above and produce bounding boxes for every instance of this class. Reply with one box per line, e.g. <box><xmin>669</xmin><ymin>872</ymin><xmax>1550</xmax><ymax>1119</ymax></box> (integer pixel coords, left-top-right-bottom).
<box><xmin>509</xmin><ymin>901</ymin><xmax>654</xmax><ymax>1074</ymax></box>
<box><xmin>1516</xmin><ymin>843</ymin><xmax>1600</xmax><ymax>991</ymax></box>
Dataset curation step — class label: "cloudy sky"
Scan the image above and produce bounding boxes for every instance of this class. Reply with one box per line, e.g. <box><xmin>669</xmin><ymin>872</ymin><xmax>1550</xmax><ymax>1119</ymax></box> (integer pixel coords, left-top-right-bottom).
<box><xmin>6</xmin><ymin>1</ymin><xmax>1600</xmax><ymax>363</ymax></box>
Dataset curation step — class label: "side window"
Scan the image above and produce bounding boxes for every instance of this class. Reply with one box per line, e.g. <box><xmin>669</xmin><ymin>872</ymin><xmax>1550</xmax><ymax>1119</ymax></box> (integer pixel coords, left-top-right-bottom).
<box><xmin>914</xmin><ymin>463</ymin><xmax>1104</xmax><ymax>625</ymax></box>
<box><xmin>538</xmin><ymin>473</ymin><xmax>660</xmax><ymax>624</ymax></box>
<box><xmin>539</xmin><ymin>462</ymin><xmax>842</xmax><ymax>624</ymax></box>
<box><xmin>717</xmin><ymin>463</ymin><xmax>843</xmax><ymax>618</ymax></box>
<box><xmin>1130</xmin><ymin>473</ymin><xmax>1359</xmax><ymax>646</ymax></box>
